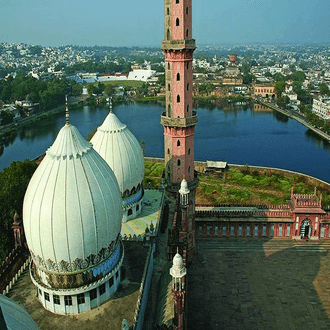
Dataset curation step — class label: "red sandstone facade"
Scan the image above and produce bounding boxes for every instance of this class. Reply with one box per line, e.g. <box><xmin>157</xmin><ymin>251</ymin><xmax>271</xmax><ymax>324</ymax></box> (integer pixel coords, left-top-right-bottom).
<box><xmin>254</xmin><ymin>84</ymin><xmax>276</xmax><ymax>98</ymax></box>
<box><xmin>161</xmin><ymin>0</ymin><xmax>198</xmax><ymax>263</ymax></box>
<box><xmin>195</xmin><ymin>189</ymin><xmax>330</xmax><ymax>240</ymax></box>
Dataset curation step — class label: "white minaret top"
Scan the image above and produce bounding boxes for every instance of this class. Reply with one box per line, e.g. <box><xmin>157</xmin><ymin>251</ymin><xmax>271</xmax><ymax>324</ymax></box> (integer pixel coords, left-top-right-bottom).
<box><xmin>170</xmin><ymin>249</ymin><xmax>187</xmax><ymax>291</ymax></box>
<box><xmin>121</xmin><ymin>318</ymin><xmax>129</xmax><ymax>330</ymax></box>
<box><xmin>179</xmin><ymin>179</ymin><xmax>190</xmax><ymax>206</ymax></box>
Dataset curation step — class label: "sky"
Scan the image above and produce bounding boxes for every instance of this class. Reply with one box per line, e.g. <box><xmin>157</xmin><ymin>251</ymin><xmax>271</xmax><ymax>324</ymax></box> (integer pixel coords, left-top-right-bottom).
<box><xmin>1</xmin><ymin>0</ymin><xmax>330</xmax><ymax>47</ymax></box>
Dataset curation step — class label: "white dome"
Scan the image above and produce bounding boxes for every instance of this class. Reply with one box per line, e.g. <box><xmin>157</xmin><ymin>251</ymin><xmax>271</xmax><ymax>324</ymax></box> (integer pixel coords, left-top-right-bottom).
<box><xmin>170</xmin><ymin>252</ymin><xmax>187</xmax><ymax>279</ymax></box>
<box><xmin>0</xmin><ymin>294</ymin><xmax>39</xmax><ymax>329</ymax></box>
<box><xmin>179</xmin><ymin>179</ymin><xmax>190</xmax><ymax>195</ymax></box>
<box><xmin>91</xmin><ymin>111</ymin><xmax>144</xmax><ymax>196</ymax></box>
<box><xmin>23</xmin><ymin>124</ymin><xmax>122</xmax><ymax>273</ymax></box>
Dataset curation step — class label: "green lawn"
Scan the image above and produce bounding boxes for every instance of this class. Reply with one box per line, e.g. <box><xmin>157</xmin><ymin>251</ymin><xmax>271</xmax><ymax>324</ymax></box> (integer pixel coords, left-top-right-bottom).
<box><xmin>143</xmin><ymin>160</ymin><xmax>330</xmax><ymax>206</ymax></box>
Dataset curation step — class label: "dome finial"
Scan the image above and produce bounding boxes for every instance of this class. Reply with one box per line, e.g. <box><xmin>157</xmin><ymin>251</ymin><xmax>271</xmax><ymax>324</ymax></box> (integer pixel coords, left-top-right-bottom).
<box><xmin>65</xmin><ymin>95</ymin><xmax>70</xmax><ymax>125</ymax></box>
<box><xmin>109</xmin><ymin>97</ymin><xmax>113</xmax><ymax>113</ymax></box>
<box><xmin>177</xmin><ymin>246</ymin><xmax>179</xmax><ymax>254</ymax></box>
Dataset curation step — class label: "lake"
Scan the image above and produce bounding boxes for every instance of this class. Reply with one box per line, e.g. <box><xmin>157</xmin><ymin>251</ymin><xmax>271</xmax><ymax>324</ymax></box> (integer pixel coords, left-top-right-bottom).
<box><xmin>1</xmin><ymin>102</ymin><xmax>329</xmax><ymax>182</ymax></box>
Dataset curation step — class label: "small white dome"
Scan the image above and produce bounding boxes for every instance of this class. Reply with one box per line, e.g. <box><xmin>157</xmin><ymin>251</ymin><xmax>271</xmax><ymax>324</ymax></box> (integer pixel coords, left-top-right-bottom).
<box><xmin>179</xmin><ymin>179</ymin><xmax>190</xmax><ymax>195</ymax></box>
<box><xmin>91</xmin><ymin>111</ymin><xmax>144</xmax><ymax>196</ymax></box>
<box><xmin>23</xmin><ymin>124</ymin><xmax>122</xmax><ymax>273</ymax></box>
<box><xmin>170</xmin><ymin>252</ymin><xmax>187</xmax><ymax>279</ymax></box>
<box><xmin>0</xmin><ymin>294</ymin><xmax>39</xmax><ymax>329</ymax></box>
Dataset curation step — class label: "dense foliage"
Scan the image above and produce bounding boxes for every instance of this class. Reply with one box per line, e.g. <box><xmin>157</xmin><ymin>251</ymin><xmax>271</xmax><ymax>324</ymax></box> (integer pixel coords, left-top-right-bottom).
<box><xmin>0</xmin><ymin>160</ymin><xmax>37</xmax><ymax>261</ymax></box>
<box><xmin>0</xmin><ymin>74</ymin><xmax>82</xmax><ymax>110</ymax></box>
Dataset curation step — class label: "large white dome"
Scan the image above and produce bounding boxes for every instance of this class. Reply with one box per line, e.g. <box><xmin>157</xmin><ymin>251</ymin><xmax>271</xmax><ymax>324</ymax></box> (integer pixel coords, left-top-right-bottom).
<box><xmin>91</xmin><ymin>110</ymin><xmax>144</xmax><ymax>197</ymax></box>
<box><xmin>23</xmin><ymin>123</ymin><xmax>122</xmax><ymax>273</ymax></box>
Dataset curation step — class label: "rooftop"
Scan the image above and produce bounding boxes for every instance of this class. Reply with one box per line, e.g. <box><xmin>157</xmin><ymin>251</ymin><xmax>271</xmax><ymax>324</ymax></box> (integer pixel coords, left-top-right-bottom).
<box><xmin>121</xmin><ymin>189</ymin><xmax>164</xmax><ymax>238</ymax></box>
<box><xmin>188</xmin><ymin>237</ymin><xmax>330</xmax><ymax>329</ymax></box>
<box><xmin>7</xmin><ymin>241</ymin><xmax>149</xmax><ymax>330</ymax></box>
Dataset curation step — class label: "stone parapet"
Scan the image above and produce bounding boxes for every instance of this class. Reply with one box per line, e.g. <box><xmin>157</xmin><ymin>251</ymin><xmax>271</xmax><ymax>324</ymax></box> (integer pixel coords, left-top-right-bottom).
<box><xmin>162</xmin><ymin>39</ymin><xmax>196</xmax><ymax>51</ymax></box>
<box><xmin>160</xmin><ymin>111</ymin><xmax>198</xmax><ymax>128</ymax></box>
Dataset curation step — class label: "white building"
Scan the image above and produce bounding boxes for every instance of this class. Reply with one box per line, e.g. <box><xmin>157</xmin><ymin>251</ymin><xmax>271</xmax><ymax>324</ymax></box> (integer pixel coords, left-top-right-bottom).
<box><xmin>23</xmin><ymin>108</ymin><xmax>124</xmax><ymax>315</ymax></box>
<box><xmin>91</xmin><ymin>103</ymin><xmax>145</xmax><ymax>222</ymax></box>
<box><xmin>312</xmin><ymin>96</ymin><xmax>330</xmax><ymax>120</ymax></box>
<box><xmin>127</xmin><ymin>69</ymin><xmax>156</xmax><ymax>82</ymax></box>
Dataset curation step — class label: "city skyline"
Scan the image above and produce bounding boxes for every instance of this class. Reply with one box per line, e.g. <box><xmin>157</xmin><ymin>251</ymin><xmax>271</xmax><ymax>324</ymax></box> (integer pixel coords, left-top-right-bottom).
<box><xmin>1</xmin><ymin>0</ymin><xmax>330</xmax><ymax>47</ymax></box>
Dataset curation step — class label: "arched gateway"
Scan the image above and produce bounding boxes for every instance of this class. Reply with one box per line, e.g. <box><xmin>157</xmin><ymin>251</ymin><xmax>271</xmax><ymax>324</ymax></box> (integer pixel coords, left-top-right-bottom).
<box><xmin>300</xmin><ymin>219</ymin><xmax>311</xmax><ymax>239</ymax></box>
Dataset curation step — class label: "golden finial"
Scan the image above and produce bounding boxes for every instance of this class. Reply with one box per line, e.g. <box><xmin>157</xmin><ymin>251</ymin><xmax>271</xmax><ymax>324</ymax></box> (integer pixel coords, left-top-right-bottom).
<box><xmin>109</xmin><ymin>97</ymin><xmax>113</xmax><ymax>113</ymax></box>
<box><xmin>65</xmin><ymin>95</ymin><xmax>70</xmax><ymax>125</ymax></box>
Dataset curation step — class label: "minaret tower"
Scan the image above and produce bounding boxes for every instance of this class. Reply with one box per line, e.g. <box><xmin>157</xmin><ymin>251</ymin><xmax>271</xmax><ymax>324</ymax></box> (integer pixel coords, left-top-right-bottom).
<box><xmin>170</xmin><ymin>250</ymin><xmax>187</xmax><ymax>330</ymax></box>
<box><xmin>161</xmin><ymin>0</ymin><xmax>198</xmax><ymax>262</ymax></box>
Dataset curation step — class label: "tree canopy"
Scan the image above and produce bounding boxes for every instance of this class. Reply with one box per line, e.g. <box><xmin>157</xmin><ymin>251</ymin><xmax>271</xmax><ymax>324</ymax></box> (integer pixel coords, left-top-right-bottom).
<box><xmin>0</xmin><ymin>160</ymin><xmax>37</xmax><ymax>261</ymax></box>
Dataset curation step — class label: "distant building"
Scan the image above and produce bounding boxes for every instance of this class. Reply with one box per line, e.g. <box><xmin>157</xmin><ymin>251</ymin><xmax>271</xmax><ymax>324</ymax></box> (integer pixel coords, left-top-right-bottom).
<box><xmin>312</xmin><ymin>96</ymin><xmax>330</xmax><ymax>120</ymax></box>
<box><xmin>253</xmin><ymin>83</ymin><xmax>276</xmax><ymax>99</ymax></box>
<box><xmin>127</xmin><ymin>69</ymin><xmax>156</xmax><ymax>82</ymax></box>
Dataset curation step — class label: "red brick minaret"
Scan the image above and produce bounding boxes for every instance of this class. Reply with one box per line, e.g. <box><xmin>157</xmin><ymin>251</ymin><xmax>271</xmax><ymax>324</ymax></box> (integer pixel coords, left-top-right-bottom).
<box><xmin>161</xmin><ymin>0</ymin><xmax>198</xmax><ymax>263</ymax></box>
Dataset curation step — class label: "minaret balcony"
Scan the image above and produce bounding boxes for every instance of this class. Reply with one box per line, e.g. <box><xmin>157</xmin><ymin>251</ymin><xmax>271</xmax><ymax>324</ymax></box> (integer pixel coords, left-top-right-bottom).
<box><xmin>162</xmin><ymin>39</ymin><xmax>196</xmax><ymax>51</ymax></box>
<box><xmin>160</xmin><ymin>111</ymin><xmax>198</xmax><ymax>128</ymax></box>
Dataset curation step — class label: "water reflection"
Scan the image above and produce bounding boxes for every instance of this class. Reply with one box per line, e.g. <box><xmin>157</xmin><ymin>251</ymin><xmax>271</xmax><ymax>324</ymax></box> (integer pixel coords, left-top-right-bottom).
<box><xmin>0</xmin><ymin>103</ymin><xmax>329</xmax><ymax>182</ymax></box>
<box><xmin>273</xmin><ymin>111</ymin><xmax>289</xmax><ymax>123</ymax></box>
<box><xmin>305</xmin><ymin>129</ymin><xmax>330</xmax><ymax>153</ymax></box>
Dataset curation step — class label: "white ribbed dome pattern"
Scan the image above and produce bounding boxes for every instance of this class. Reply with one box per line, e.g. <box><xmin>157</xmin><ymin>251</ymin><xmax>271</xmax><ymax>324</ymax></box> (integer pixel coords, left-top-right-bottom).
<box><xmin>23</xmin><ymin>124</ymin><xmax>123</xmax><ymax>272</ymax></box>
<box><xmin>91</xmin><ymin>112</ymin><xmax>144</xmax><ymax>195</ymax></box>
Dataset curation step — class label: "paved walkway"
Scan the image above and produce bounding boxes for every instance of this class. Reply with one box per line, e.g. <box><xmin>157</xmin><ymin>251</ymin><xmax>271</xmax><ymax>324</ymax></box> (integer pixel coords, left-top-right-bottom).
<box><xmin>188</xmin><ymin>238</ymin><xmax>330</xmax><ymax>330</ymax></box>
<box><xmin>121</xmin><ymin>189</ymin><xmax>163</xmax><ymax>238</ymax></box>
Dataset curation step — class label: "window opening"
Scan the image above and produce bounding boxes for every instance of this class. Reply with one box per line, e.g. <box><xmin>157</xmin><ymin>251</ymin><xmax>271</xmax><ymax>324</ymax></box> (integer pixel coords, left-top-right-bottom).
<box><xmin>77</xmin><ymin>293</ymin><xmax>85</xmax><ymax>304</ymax></box>
<box><xmin>64</xmin><ymin>296</ymin><xmax>72</xmax><ymax>306</ymax></box>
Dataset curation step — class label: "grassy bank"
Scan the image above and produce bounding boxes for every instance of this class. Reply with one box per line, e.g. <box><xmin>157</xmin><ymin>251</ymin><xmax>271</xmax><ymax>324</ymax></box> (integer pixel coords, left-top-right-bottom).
<box><xmin>197</xmin><ymin>167</ymin><xmax>330</xmax><ymax>205</ymax></box>
<box><xmin>143</xmin><ymin>160</ymin><xmax>330</xmax><ymax>206</ymax></box>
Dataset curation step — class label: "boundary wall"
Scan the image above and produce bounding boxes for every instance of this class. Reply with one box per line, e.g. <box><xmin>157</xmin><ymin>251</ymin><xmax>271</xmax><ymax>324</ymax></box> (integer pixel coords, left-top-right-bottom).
<box><xmin>131</xmin><ymin>189</ymin><xmax>166</xmax><ymax>330</ymax></box>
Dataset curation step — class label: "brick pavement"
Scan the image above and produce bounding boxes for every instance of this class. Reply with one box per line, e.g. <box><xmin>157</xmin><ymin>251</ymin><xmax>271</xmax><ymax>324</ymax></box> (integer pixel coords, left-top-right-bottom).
<box><xmin>188</xmin><ymin>238</ymin><xmax>330</xmax><ymax>330</ymax></box>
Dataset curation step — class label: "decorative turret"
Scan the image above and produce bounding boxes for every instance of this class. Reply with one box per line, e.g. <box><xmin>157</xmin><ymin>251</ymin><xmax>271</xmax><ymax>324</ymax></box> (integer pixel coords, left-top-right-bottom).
<box><xmin>170</xmin><ymin>248</ymin><xmax>187</xmax><ymax>291</ymax></box>
<box><xmin>170</xmin><ymin>248</ymin><xmax>187</xmax><ymax>330</ymax></box>
<box><xmin>12</xmin><ymin>211</ymin><xmax>23</xmax><ymax>248</ymax></box>
<box><xmin>179</xmin><ymin>179</ymin><xmax>190</xmax><ymax>206</ymax></box>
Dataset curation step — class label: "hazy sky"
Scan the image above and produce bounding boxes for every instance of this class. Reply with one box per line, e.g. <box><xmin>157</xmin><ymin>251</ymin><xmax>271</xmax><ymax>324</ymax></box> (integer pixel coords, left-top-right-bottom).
<box><xmin>1</xmin><ymin>0</ymin><xmax>330</xmax><ymax>47</ymax></box>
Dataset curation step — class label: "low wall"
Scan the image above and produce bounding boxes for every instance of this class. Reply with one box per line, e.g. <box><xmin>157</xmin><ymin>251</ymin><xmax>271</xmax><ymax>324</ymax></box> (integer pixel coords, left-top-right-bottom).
<box><xmin>131</xmin><ymin>189</ymin><xmax>165</xmax><ymax>330</ymax></box>
<box><xmin>0</xmin><ymin>246</ymin><xmax>31</xmax><ymax>296</ymax></box>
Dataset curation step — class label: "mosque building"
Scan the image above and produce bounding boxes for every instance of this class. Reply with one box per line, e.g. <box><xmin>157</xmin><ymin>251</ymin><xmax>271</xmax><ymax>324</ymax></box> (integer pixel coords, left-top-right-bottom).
<box><xmin>91</xmin><ymin>100</ymin><xmax>145</xmax><ymax>222</ymax></box>
<box><xmin>22</xmin><ymin>99</ymin><xmax>124</xmax><ymax>315</ymax></box>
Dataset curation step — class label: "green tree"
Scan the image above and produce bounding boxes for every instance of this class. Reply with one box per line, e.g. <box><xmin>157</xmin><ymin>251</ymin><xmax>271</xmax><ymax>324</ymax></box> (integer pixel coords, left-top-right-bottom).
<box><xmin>276</xmin><ymin>95</ymin><xmax>290</xmax><ymax>108</ymax></box>
<box><xmin>319</xmin><ymin>83</ymin><xmax>330</xmax><ymax>96</ymax></box>
<box><xmin>291</xmin><ymin>71</ymin><xmax>306</xmax><ymax>82</ymax></box>
<box><xmin>274</xmin><ymin>81</ymin><xmax>286</xmax><ymax>97</ymax></box>
<box><xmin>0</xmin><ymin>160</ymin><xmax>37</xmax><ymax>261</ymax></box>
<box><xmin>274</xmin><ymin>73</ymin><xmax>286</xmax><ymax>82</ymax></box>
<box><xmin>104</xmin><ymin>84</ymin><xmax>115</xmax><ymax>96</ymax></box>
<box><xmin>157</xmin><ymin>74</ymin><xmax>165</xmax><ymax>86</ymax></box>
<box><xmin>0</xmin><ymin>110</ymin><xmax>14</xmax><ymax>125</ymax></box>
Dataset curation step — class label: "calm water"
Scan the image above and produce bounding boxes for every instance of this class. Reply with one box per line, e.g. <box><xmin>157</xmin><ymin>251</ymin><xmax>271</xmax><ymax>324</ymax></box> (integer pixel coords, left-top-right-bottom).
<box><xmin>1</xmin><ymin>103</ymin><xmax>330</xmax><ymax>182</ymax></box>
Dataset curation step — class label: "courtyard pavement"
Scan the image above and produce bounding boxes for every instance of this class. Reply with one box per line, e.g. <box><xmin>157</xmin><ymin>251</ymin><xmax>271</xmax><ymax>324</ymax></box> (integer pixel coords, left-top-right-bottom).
<box><xmin>188</xmin><ymin>238</ymin><xmax>330</xmax><ymax>330</ymax></box>
<box><xmin>121</xmin><ymin>189</ymin><xmax>163</xmax><ymax>238</ymax></box>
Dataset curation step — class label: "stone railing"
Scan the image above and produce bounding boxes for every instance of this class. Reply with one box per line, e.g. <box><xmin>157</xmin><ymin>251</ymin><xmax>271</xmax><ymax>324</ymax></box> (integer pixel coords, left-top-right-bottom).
<box><xmin>1</xmin><ymin>246</ymin><xmax>31</xmax><ymax>295</ymax></box>
<box><xmin>160</xmin><ymin>111</ymin><xmax>198</xmax><ymax>128</ymax></box>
